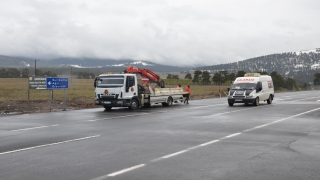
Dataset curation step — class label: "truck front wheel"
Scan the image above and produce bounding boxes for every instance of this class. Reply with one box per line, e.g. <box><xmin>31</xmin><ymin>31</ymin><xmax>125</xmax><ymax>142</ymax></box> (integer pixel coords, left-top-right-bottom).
<box><xmin>253</xmin><ymin>97</ymin><xmax>259</xmax><ymax>106</ymax></box>
<box><xmin>129</xmin><ymin>99</ymin><xmax>139</xmax><ymax>110</ymax></box>
<box><xmin>104</xmin><ymin>106</ymin><xmax>112</xmax><ymax>110</ymax></box>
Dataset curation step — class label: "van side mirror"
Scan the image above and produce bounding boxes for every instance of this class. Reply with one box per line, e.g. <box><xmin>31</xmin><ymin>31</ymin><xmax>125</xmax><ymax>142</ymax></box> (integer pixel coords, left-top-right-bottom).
<box><xmin>227</xmin><ymin>88</ymin><xmax>230</xmax><ymax>91</ymax></box>
<box><xmin>256</xmin><ymin>82</ymin><xmax>262</xmax><ymax>92</ymax></box>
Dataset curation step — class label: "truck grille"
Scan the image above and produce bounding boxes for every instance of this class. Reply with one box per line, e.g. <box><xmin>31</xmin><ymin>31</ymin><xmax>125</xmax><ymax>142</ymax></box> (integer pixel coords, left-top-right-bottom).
<box><xmin>98</xmin><ymin>94</ymin><xmax>119</xmax><ymax>100</ymax></box>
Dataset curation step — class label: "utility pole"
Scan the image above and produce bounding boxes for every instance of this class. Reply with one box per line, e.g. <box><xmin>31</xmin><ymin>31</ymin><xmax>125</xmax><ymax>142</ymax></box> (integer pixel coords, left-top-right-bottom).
<box><xmin>34</xmin><ymin>60</ymin><xmax>37</xmax><ymax>76</ymax></box>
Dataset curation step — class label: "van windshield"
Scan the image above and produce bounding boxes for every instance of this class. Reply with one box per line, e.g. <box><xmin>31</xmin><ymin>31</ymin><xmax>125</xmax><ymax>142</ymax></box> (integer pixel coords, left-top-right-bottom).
<box><xmin>97</xmin><ymin>76</ymin><xmax>124</xmax><ymax>87</ymax></box>
<box><xmin>231</xmin><ymin>83</ymin><xmax>256</xmax><ymax>90</ymax></box>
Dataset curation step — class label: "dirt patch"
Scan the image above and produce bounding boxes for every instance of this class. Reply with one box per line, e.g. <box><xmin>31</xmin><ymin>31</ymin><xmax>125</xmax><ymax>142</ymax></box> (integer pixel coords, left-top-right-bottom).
<box><xmin>0</xmin><ymin>93</ymin><xmax>227</xmax><ymax>115</ymax></box>
<box><xmin>0</xmin><ymin>99</ymin><xmax>100</xmax><ymax>115</ymax></box>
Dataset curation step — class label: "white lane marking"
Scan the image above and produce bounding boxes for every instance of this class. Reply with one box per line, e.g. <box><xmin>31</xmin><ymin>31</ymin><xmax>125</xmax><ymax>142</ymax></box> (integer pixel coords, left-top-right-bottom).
<box><xmin>253</xmin><ymin>124</ymin><xmax>269</xmax><ymax>129</ymax></box>
<box><xmin>284</xmin><ymin>96</ymin><xmax>320</xmax><ymax>102</ymax></box>
<box><xmin>11</xmin><ymin>124</ymin><xmax>59</xmax><ymax>132</ymax></box>
<box><xmin>91</xmin><ymin>105</ymin><xmax>320</xmax><ymax>180</ymax></box>
<box><xmin>88</xmin><ymin>104</ymin><xmax>225</xmax><ymax>122</ymax></box>
<box><xmin>161</xmin><ymin>150</ymin><xmax>189</xmax><ymax>159</ymax></box>
<box><xmin>205</xmin><ymin>107</ymin><xmax>260</xmax><ymax>117</ymax></box>
<box><xmin>186</xmin><ymin>104</ymin><xmax>225</xmax><ymax>109</ymax></box>
<box><xmin>92</xmin><ymin>164</ymin><xmax>145</xmax><ymax>179</ymax></box>
<box><xmin>0</xmin><ymin>135</ymin><xmax>100</xmax><ymax>155</ymax></box>
<box><xmin>199</xmin><ymin>140</ymin><xmax>220</xmax><ymax>147</ymax></box>
<box><xmin>225</xmin><ymin>133</ymin><xmax>241</xmax><ymax>138</ymax></box>
<box><xmin>88</xmin><ymin>113</ymin><xmax>151</xmax><ymax>122</ymax></box>
<box><xmin>187</xmin><ymin>145</ymin><xmax>202</xmax><ymax>150</ymax></box>
<box><xmin>203</xmin><ymin>96</ymin><xmax>320</xmax><ymax>117</ymax></box>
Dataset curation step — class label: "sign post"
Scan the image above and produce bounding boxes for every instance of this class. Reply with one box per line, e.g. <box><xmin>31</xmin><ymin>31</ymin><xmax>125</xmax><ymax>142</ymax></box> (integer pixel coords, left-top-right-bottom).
<box><xmin>46</xmin><ymin>77</ymin><xmax>69</xmax><ymax>89</ymax></box>
<box><xmin>46</xmin><ymin>77</ymin><xmax>69</xmax><ymax>111</ymax></box>
<box><xmin>28</xmin><ymin>76</ymin><xmax>46</xmax><ymax>99</ymax></box>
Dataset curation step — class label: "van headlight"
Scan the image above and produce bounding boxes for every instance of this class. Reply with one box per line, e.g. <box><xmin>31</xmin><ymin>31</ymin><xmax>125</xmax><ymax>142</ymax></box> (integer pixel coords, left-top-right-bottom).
<box><xmin>246</xmin><ymin>95</ymin><xmax>253</xmax><ymax>98</ymax></box>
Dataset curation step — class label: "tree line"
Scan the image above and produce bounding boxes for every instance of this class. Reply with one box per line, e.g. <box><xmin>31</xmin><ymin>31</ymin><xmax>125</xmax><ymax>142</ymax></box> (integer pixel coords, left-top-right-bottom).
<box><xmin>166</xmin><ymin>70</ymin><xmax>320</xmax><ymax>91</ymax></box>
<box><xmin>196</xmin><ymin>51</ymin><xmax>320</xmax><ymax>84</ymax></box>
<box><xmin>0</xmin><ymin>68</ymin><xmax>95</xmax><ymax>79</ymax></box>
<box><xmin>0</xmin><ymin>68</ymin><xmax>58</xmax><ymax>78</ymax></box>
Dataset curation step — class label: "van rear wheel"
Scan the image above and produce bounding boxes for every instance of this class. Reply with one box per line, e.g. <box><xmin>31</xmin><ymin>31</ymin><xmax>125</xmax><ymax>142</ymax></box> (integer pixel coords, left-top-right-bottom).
<box><xmin>253</xmin><ymin>97</ymin><xmax>259</xmax><ymax>106</ymax></box>
<box><xmin>267</xmin><ymin>95</ymin><xmax>273</xmax><ymax>104</ymax></box>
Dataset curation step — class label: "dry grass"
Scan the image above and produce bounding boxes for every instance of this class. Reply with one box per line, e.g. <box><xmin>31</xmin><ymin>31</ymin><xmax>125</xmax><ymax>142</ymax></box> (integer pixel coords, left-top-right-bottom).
<box><xmin>0</xmin><ymin>78</ymin><xmax>229</xmax><ymax>101</ymax></box>
<box><xmin>0</xmin><ymin>78</ymin><xmax>229</xmax><ymax>114</ymax></box>
<box><xmin>0</xmin><ymin>78</ymin><xmax>95</xmax><ymax>101</ymax></box>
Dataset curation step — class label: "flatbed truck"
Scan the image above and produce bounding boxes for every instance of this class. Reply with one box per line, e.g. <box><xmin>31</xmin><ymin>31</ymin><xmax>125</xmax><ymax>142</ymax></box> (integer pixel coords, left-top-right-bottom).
<box><xmin>94</xmin><ymin>66</ymin><xmax>187</xmax><ymax>110</ymax></box>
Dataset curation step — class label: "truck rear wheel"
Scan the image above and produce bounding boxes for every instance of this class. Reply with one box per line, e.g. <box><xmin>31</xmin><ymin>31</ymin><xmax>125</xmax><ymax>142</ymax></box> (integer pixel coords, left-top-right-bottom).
<box><xmin>253</xmin><ymin>97</ymin><xmax>259</xmax><ymax>106</ymax></box>
<box><xmin>129</xmin><ymin>99</ymin><xmax>139</xmax><ymax>110</ymax></box>
<box><xmin>162</xmin><ymin>97</ymin><xmax>173</xmax><ymax>107</ymax></box>
<box><xmin>167</xmin><ymin>97</ymin><xmax>173</xmax><ymax>106</ymax></box>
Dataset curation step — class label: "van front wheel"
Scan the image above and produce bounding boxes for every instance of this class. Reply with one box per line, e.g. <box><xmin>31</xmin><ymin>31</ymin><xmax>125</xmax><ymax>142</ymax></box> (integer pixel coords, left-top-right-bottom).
<box><xmin>253</xmin><ymin>97</ymin><xmax>259</xmax><ymax>106</ymax></box>
<box><xmin>267</xmin><ymin>95</ymin><xmax>273</xmax><ymax>104</ymax></box>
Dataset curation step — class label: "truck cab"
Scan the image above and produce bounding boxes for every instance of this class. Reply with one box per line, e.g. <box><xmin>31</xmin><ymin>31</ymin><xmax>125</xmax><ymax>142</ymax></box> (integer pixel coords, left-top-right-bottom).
<box><xmin>94</xmin><ymin>73</ymin><xmax>140</xmax><ymax>110</ymax></box>
<box><xmin>227</xmin><ymin>73</ymin><xmax>274</xmax><ymax>106</ymax></box>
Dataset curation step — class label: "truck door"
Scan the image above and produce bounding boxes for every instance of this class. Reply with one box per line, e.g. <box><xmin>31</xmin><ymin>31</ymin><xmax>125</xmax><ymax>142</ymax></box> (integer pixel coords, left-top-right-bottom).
<box><xmin>124</xmin><ymin>75</ymin><xmax>137</xmax><ymax>98</ymax></box>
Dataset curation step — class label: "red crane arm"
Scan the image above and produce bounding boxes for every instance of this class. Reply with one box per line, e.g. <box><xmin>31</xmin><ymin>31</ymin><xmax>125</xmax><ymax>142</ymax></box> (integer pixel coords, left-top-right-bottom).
<box><xmin>125</xmin><ymin>66</ymin><xmax>160</xmax><ymax>83</ymax></box>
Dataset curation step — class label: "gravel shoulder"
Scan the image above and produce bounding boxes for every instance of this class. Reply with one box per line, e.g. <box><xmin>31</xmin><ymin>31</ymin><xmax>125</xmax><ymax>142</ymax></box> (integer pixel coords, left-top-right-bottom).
<box><xmin>0</xmin><ymin>94</ymin><xmax>223</xmax><ymax>115</ymax></box>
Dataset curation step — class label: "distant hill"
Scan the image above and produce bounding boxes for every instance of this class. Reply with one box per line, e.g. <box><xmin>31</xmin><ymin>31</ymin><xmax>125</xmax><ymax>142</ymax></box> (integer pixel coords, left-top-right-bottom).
<box><xmin>46</xmin><ymin>58</ymin><xmax>192</xmax><ymax>72</ymax></box>
<box><xmin>0</xmin><ymin>56</ymin><xmax>192</xmax><ymax>73</ymax></box>
<box><xmin>2</xmin><ymin>48</ymin><xmax>320</xmax><ymax>83</ymax></box>
<box><xmin>195</xmin><ymin>48</ymin><xmax>320</xmax><ymax>83</ymax></box>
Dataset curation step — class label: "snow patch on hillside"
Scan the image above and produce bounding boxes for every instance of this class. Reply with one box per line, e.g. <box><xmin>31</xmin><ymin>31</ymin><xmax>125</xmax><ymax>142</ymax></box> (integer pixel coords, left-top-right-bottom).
<box><xmin>22</xmin><ymin>61</ymin><xmax>30</xmax><ymax>67</ymax></box>
<box><xmin>311</xmin><ymin>64</ymin><xmax>320</xmax><ymax>69</ymax></box>
<box><xmin>294</xmin><ymin>64</ymin><xmax>305</xmax><ymax>68</ymax></box>
<box><xmin>296</xmin><ymin>48</ymin><xmax>320</xmax><ymax>55</ymax></box>
<box><xmin>131</xmin><ymin>61</ymin><xmax>154</xmax><ymax>66</ymax></box>
<box><xmin>111</xmin><ymin>64</ymin><xmax>125</xmax><ymax>67</ymax></box>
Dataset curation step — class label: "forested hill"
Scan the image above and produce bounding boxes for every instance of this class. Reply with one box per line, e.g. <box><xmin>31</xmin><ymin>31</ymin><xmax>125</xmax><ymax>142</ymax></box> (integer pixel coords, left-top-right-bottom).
<box><xmin>196</xmin><ymin>49</ymin><xmax>320</xmax><ymax>83</ymax></box>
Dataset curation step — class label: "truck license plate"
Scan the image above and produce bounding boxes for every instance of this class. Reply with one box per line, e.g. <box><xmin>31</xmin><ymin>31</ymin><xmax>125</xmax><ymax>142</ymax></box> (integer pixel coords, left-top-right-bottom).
<box><xmin>235</xmin><ymin>99</ymin><xmax>242</xmax><ymax>102</ymax></box>
<box><xmin>103</xmin><ymin>101</ymin><xmax>111</xmax><ymax>104</ymax></box>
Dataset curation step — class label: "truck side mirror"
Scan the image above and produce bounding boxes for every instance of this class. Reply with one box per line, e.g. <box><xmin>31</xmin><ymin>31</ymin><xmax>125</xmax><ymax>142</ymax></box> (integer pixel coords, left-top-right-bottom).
<box><xmin>227</xmin><ymin>88</ymin><xmax>230</xmax><ymax>91</ymax></box>
<box><xmin>94</xmin><ymin>77</ymin><xmax>98</xmax><ymax>88</ymax></box>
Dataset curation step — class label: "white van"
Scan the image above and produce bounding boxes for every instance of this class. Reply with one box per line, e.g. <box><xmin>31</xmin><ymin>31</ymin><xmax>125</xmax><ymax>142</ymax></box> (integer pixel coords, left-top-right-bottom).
<box><xmin>227</xmin><ymin>73</ymin><xmax>274</xmax><ymax>106</ymax></box>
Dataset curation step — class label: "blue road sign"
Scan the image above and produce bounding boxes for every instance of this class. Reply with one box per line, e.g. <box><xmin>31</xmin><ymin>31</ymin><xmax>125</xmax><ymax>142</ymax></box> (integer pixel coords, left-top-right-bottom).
<box><xmin>46</xmin><ymin>77</ymin><xmax>69</xmax><ymax>89</ymax></box>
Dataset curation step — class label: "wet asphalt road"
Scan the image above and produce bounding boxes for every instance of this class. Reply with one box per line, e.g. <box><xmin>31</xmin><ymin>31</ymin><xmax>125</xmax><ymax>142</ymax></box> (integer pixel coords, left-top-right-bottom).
<box><xmin>0</xmin><ymin>91</ymin><xmax>320</xmax><ymax>180</ymax></box>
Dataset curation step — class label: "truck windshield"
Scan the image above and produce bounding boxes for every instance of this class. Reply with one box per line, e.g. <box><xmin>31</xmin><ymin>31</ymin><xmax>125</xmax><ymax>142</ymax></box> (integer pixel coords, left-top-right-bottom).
<box><xmin>97</xmin><ymin>76</ymin><xmax>124</xmax><ymax>87</ymax></box>
<box><xmin>231</xmin><ymin>83</ymin><xmax>256</xmax><ymax>90</ymax></box>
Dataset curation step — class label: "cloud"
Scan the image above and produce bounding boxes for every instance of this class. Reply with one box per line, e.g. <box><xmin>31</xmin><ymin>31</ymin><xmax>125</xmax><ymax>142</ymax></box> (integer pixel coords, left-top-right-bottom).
<box><xmin>0</xmin><ymin>0</ymin><xmax>319</xmax><ymax>66</ymax></box>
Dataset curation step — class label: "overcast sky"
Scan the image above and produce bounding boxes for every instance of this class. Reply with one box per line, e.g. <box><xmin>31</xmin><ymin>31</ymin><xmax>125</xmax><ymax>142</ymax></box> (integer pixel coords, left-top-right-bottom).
<box><xmin>0</xmin><ymin>0</ymin><xmax>319</xmax><ymax>66</ymax></box>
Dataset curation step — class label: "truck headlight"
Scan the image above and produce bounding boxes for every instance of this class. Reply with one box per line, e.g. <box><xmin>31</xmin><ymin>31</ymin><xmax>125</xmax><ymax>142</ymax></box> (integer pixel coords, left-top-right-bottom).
<box><xmin>247</xmin><ymin>95</ymin><xmax>253</xmax><ymax>98</ymax></box>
